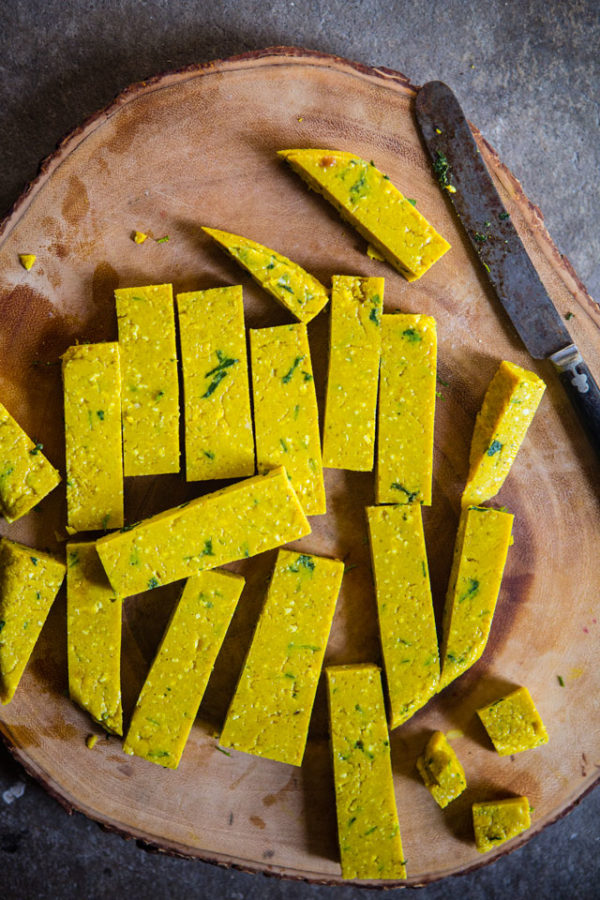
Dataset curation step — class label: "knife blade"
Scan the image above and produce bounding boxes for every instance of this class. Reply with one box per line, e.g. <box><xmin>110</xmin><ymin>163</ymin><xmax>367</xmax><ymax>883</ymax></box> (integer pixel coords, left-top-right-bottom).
<box><xmin>415</xmin><ymin>80</ymin><xmax>600</xmax><ymax>454</ymax></box>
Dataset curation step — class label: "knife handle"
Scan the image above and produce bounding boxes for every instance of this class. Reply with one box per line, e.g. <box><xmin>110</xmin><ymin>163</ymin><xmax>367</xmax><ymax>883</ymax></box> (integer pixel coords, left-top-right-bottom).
<box><xmin>550</xmin><ymin>344</ymin><xmax>600</xmax><ymax>451</ymax></box>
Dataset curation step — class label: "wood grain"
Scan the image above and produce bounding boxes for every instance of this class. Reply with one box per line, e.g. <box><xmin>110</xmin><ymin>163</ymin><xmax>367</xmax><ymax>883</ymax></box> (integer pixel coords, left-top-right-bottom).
<box><xmin>0</xmin><ymin>48</ymin><xmax>598</xmax><ymax>886</ymax></box>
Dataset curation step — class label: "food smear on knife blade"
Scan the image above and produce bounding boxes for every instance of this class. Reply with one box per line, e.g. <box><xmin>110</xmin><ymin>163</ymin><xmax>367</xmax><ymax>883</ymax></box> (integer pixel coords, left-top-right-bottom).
<box><xmin>278</xmin><ymin>149</ymin><xmax>450</xmax><ymax>281</ymax></box>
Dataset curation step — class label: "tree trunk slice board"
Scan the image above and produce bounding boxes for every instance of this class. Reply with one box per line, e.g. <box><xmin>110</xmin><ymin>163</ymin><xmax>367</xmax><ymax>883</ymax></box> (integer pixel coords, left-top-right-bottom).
<box><xmin>0</xmin><ymin>47</ymin><xmax>598</xmax><ymax>887</ymax></box>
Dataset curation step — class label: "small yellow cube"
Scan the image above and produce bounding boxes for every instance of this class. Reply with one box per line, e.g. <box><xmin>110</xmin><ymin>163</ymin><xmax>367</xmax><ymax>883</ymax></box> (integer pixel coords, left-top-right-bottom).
<box><xmin>416</xmin><ymin>731</ymin><xmax>466</xmax><ymax>808</ymax></box>
<box><xmin>472</xmin><ymin>797</ymin><xmax>531</xmax><ymax>853</ymax></box>
<box><xmin>18</xmin><ymin>254</ymin><xmax>36</xmax><ymax>270</ymax></box>
<box><xmin>477</xmin><ymin>686</ymin><xmax>548</xmax><ymax>755</ymax></box>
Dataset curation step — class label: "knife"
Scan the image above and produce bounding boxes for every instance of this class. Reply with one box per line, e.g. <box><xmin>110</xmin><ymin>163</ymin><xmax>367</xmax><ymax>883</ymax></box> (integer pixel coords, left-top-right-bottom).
<box><xmin>415</xmin><ymin>80</ymin><xmax>600</xmax><ymax>454</ymax></box>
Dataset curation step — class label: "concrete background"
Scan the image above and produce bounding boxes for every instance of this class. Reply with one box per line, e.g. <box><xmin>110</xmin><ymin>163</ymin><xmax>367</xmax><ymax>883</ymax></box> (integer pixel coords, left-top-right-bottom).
<box><xmin>1</xmin><ymin>1</ymin><xmax>598</xmax><ymax>897</ymax></box>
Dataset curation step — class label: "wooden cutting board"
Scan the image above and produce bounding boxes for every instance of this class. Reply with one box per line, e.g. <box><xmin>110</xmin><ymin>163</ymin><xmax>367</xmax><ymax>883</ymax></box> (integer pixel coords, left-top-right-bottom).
<box><xmin>0</xmin><ymin>48</ymin><xmax>599</xmax><ymax>887</ymax></box>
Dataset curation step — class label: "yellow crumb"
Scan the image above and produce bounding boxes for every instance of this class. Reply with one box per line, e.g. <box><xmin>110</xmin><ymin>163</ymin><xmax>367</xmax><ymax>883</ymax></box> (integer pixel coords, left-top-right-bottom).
<box><xmin>19</xmin><ymin>254</ymin><xmax>36</xmax><ymax>270</ymax></box>
<box><xmin>132</xmin><ymin>231</ymin><xmax>148</xmax><ymax>244</ymax></box>
<box><xmin>445</xmin><ymin>185</ymin><xmax>457</xmax><ymax>194</ymax></box>
<box><xmin>86</xmin><ymin>734</ymin><xmax>99</xmax><ymax>749</ymax></box>
<box><xmin>366</xmin><ymin>244</ymin><xmax>385</xmax><ymax>261</ymax></box>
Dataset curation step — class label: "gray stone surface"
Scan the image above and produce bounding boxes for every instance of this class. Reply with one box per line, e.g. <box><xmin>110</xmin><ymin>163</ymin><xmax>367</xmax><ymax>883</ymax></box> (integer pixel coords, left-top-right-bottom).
<box><xmin>1</xmin><ymin>1</ymin><xmax>599</xmax><ymax>897</ymax></box>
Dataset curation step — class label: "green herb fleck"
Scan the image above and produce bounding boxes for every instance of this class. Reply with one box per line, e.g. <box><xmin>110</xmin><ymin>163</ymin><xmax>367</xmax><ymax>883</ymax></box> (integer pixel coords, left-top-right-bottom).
<box><xmin>280</xmin><ymin>438</ymin><xmax>288</xmax><ymax>453</ymax></box>
<box><xmin>120</xmin><ymin>523</ymin><xmax>135</xmax><ymax>532</ymax></box>
<box><xmin>459</xmin><ymin>577</ymin><xmax>480</xmax><ymax>603</ymax></box>
<box><xmin>499</xmin><ymin>211</ymin><xmax>510</xmax><ymax>220</ymax></box>
<box><xmin>203</xmin><ymin>450</ymin><xmax>215</xmax><ymax>460</ymax></box>
<box><xmin>364</xmin><ymin>826</ymin><xmax>377</xmax><ymax>835</ymax></box>
<box><xmin>487</xmin><ymin>439</ymin><xmax>503</xmax><ymax>456</ymax></box>
<box><xmin>96</xmin><ymin>410</ymin><xmax>105</xmax><ymax>421</ymax></box>
<box><xmin>0</xmin><ymin>620</ymin><xmax>4</xmax><ymax>633</ymax></box>
<box><xmin>156</xmin><ymin>235</ymin><xmax>170</xmax><ymax>243</ymax></box>
<box><xmin>302</xmin><ymin>370</ymin><xmax>313</xmax><ymax>382</ymax></box>
<box><xmin>277</xmin><ymin>277</ymin><xmax>295</xmax><ymax>295</ymax></box>
<box><xmin>147</xmin><ymin>749</ymin><xmax>170</xmax><ymax>758</ymax></box>
<box><xmin>435</xmin><ymin>390</ymin><xmax>445</xmax><ymax>400</ymax></box>
<box><xmin>29</xmin><ymin>442</ymin><xmax>44</xmax><ymax>456</ymax></box>
<box><xmin>557</xmin><ymin>675</ymin><xmax>565</xmax><ymax>687</ymax></box>
<box><xmin>402</xmin><ymin>327</ymin><xmax>421</xmax><ymax>342</ymax></box>
<box><xmin>354</xmin><ymin>704</ymin><xmax>363</xmax><ymax>713</ymax></box>
<box><xmin>30</xmin><ymin>556</ymin><xmax>38</xmax><ymax>566</ymax></box>
<box><xmin>202</xmin><ymin>350</ymin><xmax>239</xmax><ymax>398</ymax></box>
<box><xmin>473</xmin><ymin>232</ymin><xmax>488</xmax><ymax>243</ymax></box>
<box><xmin>288</xmin><ymin>641</ymin><xmax>320</xmax><ymax>652</ymax></box>
<box><xmin>101</xmin><ymin>513</ymin><xmax>110</xmax><ymax>530</ymax></box>
<box><xmin>369</xmin><ymin>306</ymin><xmax>380</xmax><ymax>326</ymax></box>
<box><xmin>284</xmin><ymin>672</ymin><xmax>296</xmax><ymax>680</ymax></box>
<box><xmin>354</xmin><ymin>739</ymin><xmax>375</xmax><ymax>759</ymax></box>
<box><xmin>155</xmin><ymin>390</ymin><xmax>165</xmax><ymax>400</ymax></box>
<box><xmin>68</xmin><ymin>551</ymin><xmax>79</xmax><ymax>568</ymax></box>
<box><xmin>202</xmin><ymin>539</ymin><xmax>214</xmax><ymax>557</ymax></box>
<box><xmin>433</xmin><ymin>151</ymin><xmax>451</xmax><ymax>187</ymax></box>
<box><xmin>348</xmin><ymin>816</ymin><xmax>357</xmax><ymax>827</ymax></box>
<box><xmin>288</xmin><ymin>554</ymin><xmax>315</xmax><ymax>573</ymax></box>
<box><xmin>407</xmin><ymin>198</ymin><xmax>417</xmax><ymax>206</ymax></box>
<box><xmin>216</xmin><ymin>745</ymin><xmax>231</xmax><ymax>756</ymax></box>
<box><xmin>390</xmin><ymin>482</ymin><xmax>419</xmax><ymax>502</ymax></box>
<box><xmin>344</xmin><ymin>563</ymin><xmax>358</xmax><ymax>573</ymax></box>
<box><xmin>349</xmin><ymin>172</ymin><xmax>368</xmax><ymax>201</ymax></box>
<box><xmin>437</xmin><ymin>376</ymin><xmax>449</xmax><ymax>387</ymax></box>
<box><xmin>147</xmin><ymin>577</ymin><xmax>160</xmax><ymax>590</ymax></box>
<box><xmin>282</xmin><ymin>356</ymin><xmax>305</xmax><ymax>384</ymax></box>
<box><xmin>565</xmin><ymin>312</ymin><xmax>575</xmax><ymax>321</ymax></box>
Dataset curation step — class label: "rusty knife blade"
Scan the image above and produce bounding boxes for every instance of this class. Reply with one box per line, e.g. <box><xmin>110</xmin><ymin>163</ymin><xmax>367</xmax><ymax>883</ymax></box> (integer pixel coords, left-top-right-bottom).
<box><xmin>415</xmin><ymin>81</ymin><xmax>572</xmax><ymax>359</ymax></box>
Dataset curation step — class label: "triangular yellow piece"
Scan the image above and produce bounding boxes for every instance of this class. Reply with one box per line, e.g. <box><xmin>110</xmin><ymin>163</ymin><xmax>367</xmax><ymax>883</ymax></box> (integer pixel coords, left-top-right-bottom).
<box><xmin>202</xmin><ymin>227</ymin><xmax>329</xmax><ymax>322</ymax></box>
